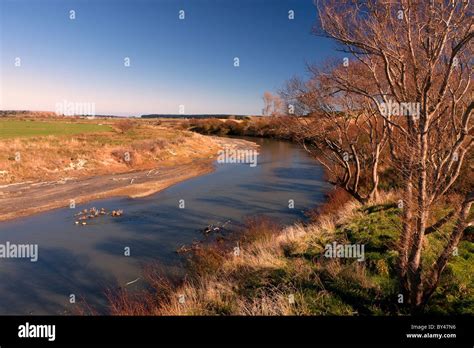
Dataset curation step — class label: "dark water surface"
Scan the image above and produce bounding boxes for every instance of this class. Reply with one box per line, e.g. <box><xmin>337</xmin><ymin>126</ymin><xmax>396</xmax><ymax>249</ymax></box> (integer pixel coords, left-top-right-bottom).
<box><xmin>0</xmin><ymin>138</ymin><xmax>330</xmax><ymax>314</ymax></box>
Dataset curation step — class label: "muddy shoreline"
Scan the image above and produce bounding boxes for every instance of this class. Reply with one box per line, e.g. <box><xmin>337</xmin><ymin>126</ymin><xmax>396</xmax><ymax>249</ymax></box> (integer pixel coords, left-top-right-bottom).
<box><xmin>0</xmin><ymin>137</ymin><xmax>258</xmax><ymax>222</ymax></box>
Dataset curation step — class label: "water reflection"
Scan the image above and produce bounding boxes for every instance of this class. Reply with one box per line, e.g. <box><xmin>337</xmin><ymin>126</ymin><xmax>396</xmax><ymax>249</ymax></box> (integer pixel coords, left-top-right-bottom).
<box><xmin>0</xmin><ymin>138</ymin><xmax>330</xmax><ymax>314</ymax></box>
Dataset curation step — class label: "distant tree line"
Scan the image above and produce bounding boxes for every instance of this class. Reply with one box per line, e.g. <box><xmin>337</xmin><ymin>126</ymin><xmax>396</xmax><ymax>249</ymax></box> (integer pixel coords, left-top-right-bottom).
<box><xmin>141</xmin><ymin>114</ymin><xmax>253</xmax><ymax>120</ymax></box>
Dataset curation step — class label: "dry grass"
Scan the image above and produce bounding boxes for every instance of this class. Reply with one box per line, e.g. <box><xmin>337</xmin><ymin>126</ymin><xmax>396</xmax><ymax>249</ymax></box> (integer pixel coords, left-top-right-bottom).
<box><xmin>306</xmin><ymin>187</ymin><xmax>354</xmax><ymax>222</ymax></box>
<box><xmin>0</xmin><ymin>117</ymin><xmax>221</xmax><ymax>184</ymax></box>
<box><xmin>107</xmin><ymin>194</ymin><xmax>368</xmax><ymax>316</ymax></box>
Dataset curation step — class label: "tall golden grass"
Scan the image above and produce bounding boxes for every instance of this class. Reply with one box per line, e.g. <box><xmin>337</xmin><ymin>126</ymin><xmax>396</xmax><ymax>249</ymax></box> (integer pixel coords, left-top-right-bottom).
<box><xmin>107</xmin><ymin>194</ymin><xmax>366</xmax><ymax>316</ymax></box>
<box><xmin>0</xmin><ymin>120</ymin><xmax>219</xmax><ymax>184</ymax></box>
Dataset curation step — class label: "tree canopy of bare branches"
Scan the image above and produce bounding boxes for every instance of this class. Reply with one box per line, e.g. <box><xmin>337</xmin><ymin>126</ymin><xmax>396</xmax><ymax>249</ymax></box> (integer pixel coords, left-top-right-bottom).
<box><xmin>283</xmin><ymin>0</ymin><xmax>473</xmax><ymax>312</ymax></box>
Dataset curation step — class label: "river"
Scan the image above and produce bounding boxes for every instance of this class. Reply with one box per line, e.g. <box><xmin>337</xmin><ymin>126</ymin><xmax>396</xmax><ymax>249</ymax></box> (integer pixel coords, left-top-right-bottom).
<box><xmin>0</xmin><ymin>137</ymin><xmax>330</xmax><ymax>314</ymax></box>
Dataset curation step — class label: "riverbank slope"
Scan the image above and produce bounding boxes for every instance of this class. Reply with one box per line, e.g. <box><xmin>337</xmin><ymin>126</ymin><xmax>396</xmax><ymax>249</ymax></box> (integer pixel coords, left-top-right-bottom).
<box><xmin>109</xmin><ymin>190</ymin><xmax>473</xmax><ymax>315</ymax></box>
<box><xmin>0</xmin><ymin>116</ymin><xmax>258</xmax><ymax>221</ymax></box>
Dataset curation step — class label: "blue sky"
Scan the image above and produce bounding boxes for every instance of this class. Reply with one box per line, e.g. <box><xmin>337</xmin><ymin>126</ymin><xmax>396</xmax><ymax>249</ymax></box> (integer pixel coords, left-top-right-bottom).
<box><xmin>0</xmin><ymin>0</ymin><xmax>338</xmax><ymax>116</ymax></box>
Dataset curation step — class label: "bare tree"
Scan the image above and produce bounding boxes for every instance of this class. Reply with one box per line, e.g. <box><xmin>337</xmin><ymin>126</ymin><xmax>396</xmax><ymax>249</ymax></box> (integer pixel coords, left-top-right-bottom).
<box><xmin>280</xmin><ymin>63</ymin><xmax>388</xmax><ymax>203</ymax></box>
<box><xmin>316</xmin><ymin>0</ymin><xmax>473</xmax><ymax>311</ymax></box>
<box><xmin>263</xmin><ymin>91</ymin><xmax>285</xmax><ymax>116</ymax></box>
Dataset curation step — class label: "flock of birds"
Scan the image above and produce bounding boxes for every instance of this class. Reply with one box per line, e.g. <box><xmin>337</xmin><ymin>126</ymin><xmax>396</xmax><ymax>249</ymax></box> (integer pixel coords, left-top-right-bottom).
<box><xmin>74</xmin><ymin>207</ymin><xmax>123</xmax><ymax>225</ymax></box>
<box><xmin>73</xmin><ymin>207</ymin><xmax>232</xmax><ymax>253</ymax></box>
<box><xmin>176</xmin><ymin>220</ymin><xmax>232</xmax><ymax>254</ymax></box>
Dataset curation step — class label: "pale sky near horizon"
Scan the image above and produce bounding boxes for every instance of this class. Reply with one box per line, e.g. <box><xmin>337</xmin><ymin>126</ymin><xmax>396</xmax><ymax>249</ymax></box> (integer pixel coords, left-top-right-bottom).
<box><xmin>0</xmin><ymin>0</ymin><xmax>339</xmax><ymax>116</ymax></box>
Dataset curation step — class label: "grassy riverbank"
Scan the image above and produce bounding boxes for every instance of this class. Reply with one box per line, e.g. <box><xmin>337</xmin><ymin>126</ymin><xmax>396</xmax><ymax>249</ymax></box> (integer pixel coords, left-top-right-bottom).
<box><xmin>0</xmin><ymin>116</ymin><xmax>217</xmax><ymax>185</ymax></box>
<box><xmin>109</xmin><ymin>190</ymin><xmax>473</xmax><ymax>315</ymax></box>
<box><xmin>0</xmin><ymin>114</ymin><xmax>258</xmax><ymax>221</ymax></box>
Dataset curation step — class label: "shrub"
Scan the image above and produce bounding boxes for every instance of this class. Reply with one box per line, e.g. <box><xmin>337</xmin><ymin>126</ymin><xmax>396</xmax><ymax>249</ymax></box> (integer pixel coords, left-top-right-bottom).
<box><xmin>111</xmin><ymin>148</ymin><xmax>135</xmax><ymax>165</ymax></box>
<box><xmin>307</xmin><ymin>187</ymin><xmax>353</xmax><ymax>222</ymax></box>
<box><xmin>115</xmin><ymin>119</ymin><xmax>136</xmax><ymax>133</ymax></box>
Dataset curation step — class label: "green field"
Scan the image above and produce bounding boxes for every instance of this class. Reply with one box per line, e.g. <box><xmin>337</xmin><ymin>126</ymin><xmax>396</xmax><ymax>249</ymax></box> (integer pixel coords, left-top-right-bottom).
<box><xmin>0</xmin><ymin>120</ymin><xmax>112</xmax><ymax>138</ymax></box>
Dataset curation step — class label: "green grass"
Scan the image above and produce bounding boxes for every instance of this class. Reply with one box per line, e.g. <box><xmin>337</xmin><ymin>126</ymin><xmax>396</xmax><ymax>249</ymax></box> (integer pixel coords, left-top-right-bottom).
<box><xmin>334</xmin><ymin>202</ymin><xmax>473</xmax><ymax>314</ymax></box>
<box><xmin>109</xmin><ymin>196</ymin><xmax>473</xmax><ymax>315</ymax></box>
<box><xmin>279</xmin><ymin>201</ymin><xmax>473</xmax><ymax>314</ymax></box>
<box><xmin>0</xmin><ymin>119</ymin><xmax>112</xmax><ymax>138</ymax></box>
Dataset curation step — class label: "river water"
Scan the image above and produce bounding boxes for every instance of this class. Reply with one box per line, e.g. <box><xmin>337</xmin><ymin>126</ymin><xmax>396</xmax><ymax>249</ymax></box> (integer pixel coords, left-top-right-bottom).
<box><xmin>0</xmin><ymin>137</ymin><xmax>330</xmax><ymax>314</ymax></box>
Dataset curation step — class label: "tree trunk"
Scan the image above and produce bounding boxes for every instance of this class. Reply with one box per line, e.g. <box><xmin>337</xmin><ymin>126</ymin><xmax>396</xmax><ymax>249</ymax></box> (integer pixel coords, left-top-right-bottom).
<box><xmin>422</xmin><ymin>192</ymin><xmax>474</xmax><ymax>307</ymax></box>
<box><xmin>368</xmin><ymin>144</ymin><xmax>381</xmax><ymax>201</ymax></box>
<box><xmin>408</xmin><ymin>127</ymin><xmax>429</xmax><ymax>311</ymax></box>
<box><xmin>398</xmin><ymin>175</ymin><xmax>413</xmax><ymax>301</ymax></box>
